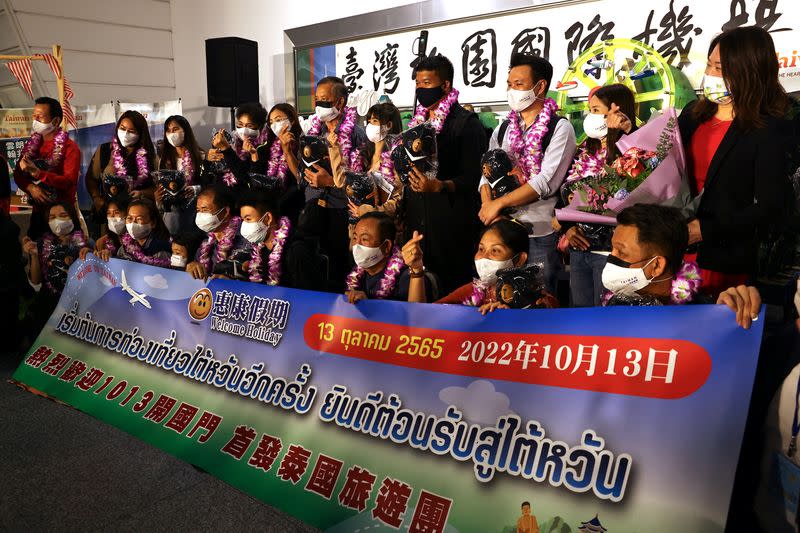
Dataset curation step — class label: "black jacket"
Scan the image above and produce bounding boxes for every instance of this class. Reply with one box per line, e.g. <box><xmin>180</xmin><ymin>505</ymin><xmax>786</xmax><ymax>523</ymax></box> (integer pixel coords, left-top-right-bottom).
<box><xmin>678</xmin><ymin>99</ymin><xmax>792</xmax><ymax>274</ymax></box>
<box><xmin>403</xmin><ymin>102</ymin><xmax>488</xmax><ymax>295</ymax></box>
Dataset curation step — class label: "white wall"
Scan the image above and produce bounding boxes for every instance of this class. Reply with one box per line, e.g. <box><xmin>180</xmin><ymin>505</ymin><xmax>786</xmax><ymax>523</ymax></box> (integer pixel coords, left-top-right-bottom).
<box><xmin>3</xmin><ymin>0</ymin><xmax>176</xmax><ymax>106</ymax></box>
<box><xmin>170</xmin><ymin>0</ymin><xmax>422</xmax><ymax>145</ymax></box>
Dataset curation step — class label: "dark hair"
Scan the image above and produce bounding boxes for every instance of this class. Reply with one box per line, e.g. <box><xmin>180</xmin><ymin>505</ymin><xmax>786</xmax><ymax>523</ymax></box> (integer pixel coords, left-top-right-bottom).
<box><xmin>45</xmin><ymin>200</ymin><xmax>80</xmax><ymax>231</ymax></box>
<box><xmin>585</xmin><ymin>84</ymin><xmax>638</xmax><ymax>162</ymax></box>
<box><xmin>35</xmin><ymin>97</ymin><xmax>63</xmax><ymax>122</ymax></box>
<box><xmin>616</xmin><ymin>204</ymin><xmax>687</xmax><ymax>276</ymax></box>
<box><xmin>171</xmin><ymin>231</ymin><xmax>204</xmax><ymax>259</ymax></box>
<box><xmin>693</xmin><ymin>26</ymin><xmax>789</xmax><ymax>130</ymax></box>
<box><xmin>266</xmin><ymin>103</ymin><xmax>303</xmax><ymax>150</ymax></box>
<box><xmin>116</xmin><ymin>110</ymin><xmax>156</xmax><ymax>162</ymax></box>
<box><xmin>235</xmin><ymin>102</ymin><xmax>268</xmax><ymax>130</ymax></box>
<box><xmin>415</xmin><ymin>54</ymin><xmax>455</xmax><ymax>83</ymax></box>
<box><xmin>521</xmin><ymin>501</ymin><xmax>531</xmax><ymax>508</ymax></box>
<box><xmin>357</xmin><ymin>211</ymin><xmax>397</xmax><ymax>245</ymax></box>
<box><xmin>198</xmin><ymin>183</ymin><xmax>236</xmax><ymax>212</ymax></box>
<box><xmin>127</xmin><ymin>197</ymin><xmax>169</xmax><ymax>239</ymax></box>
<box><xmin>105</xmin><ymin>194</ymin><xmax>130</xmax><ymax>215</ymax></box>
<box><xmin>159</xmin><ymin>115</ymin><xmax>203</xmax><ymax>176</ymax></box>
<box><xmin>317</xmin><ymin>76</ymin><xmax>349</xmax><ymax>104</ymax></box>
<box><xmin>361</xmin><ymin>102</ymin><xmax>403</xmax><ymax>166</ymax></box>
<box><xmin>481</xmin><ymin>219</ymin><xmax>529</xmax><ymax>256</ymax></box>
<box><xmin>239</xmin><ymin>188</ymin><xmax>281</xmax><ymax>219</ymax></box>
<box><xmin>509</xmin><ymin>53</ymin><xmax>554</xmax><ymax>92</ymax></box>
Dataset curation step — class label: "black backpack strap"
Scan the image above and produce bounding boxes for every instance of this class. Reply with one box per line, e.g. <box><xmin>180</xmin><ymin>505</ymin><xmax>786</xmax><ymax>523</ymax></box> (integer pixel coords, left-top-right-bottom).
<box><xmin>541</xmin><ymin>115</ymin><xmax>566</xmax><ymax>153</ymax></box>
<box><xmin>497</xmin><ymin>119</ymin><xmax>510</xmax><ymax>146</ymax></box>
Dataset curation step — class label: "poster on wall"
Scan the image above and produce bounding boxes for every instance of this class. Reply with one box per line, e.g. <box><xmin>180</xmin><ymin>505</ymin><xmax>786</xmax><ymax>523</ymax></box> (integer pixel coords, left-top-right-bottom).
<box><xmin>0</xmin><ymin>108</ymin><xmax>35</xmax><ymax>210</ymax></box>
<box><xmin>293</xmin><ymin>0</ymin><xmax>800</xmax><ymax>114</ymax></box>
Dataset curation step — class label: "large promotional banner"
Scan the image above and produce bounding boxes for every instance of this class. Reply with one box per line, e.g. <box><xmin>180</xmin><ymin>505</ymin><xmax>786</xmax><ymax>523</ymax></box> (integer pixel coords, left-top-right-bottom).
<box><xmin>13</xmin><ymin>258</ymin><xmax>764</xmax><ymax>532</ymax></box>
<box><xmin>295</xmin><ymin>0</ymin><xmax>800</xmax><ymax>113</ymax></box>
<box><xmin>0</xmin><ymin>108</ymin><xmax>35</xmax><ymax>209</ymax></box>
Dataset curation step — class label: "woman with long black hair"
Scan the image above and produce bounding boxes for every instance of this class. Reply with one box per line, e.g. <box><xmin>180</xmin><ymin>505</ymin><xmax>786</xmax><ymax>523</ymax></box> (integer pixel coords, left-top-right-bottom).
<box><xmin>562</xmin><ymin>83</ymin><xmax>636</xmax><ymax>306</ymax></box>
<box><xmin>85</xmin><ymin>110</ymin><xmax>157</xmax><ymax>225</ymax></box>
<box><xmin>679</xmin><ymin>25</ymin><xmax>792</xmax><ymax>297</ymax></box>
<box><xmin>155</xmin><ymin>115</ymin><xmax>205</xmax><ymax>234</ymax></box>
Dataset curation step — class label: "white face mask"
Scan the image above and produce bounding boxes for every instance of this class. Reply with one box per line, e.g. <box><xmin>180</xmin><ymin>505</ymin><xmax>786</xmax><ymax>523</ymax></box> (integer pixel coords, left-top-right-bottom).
<box><xmin>49</xmin><ymin>217</ymin><xmax>74</xmax><ymax>236</ymax></box>
<box><xmin>171</xmin><ymin>254</ymin><xmax>187</xmax><ymax>268</ymax></box>
<box><xmin>315</xmin><ymin>105</ymin><xmax>340</xmax><ymax>123</ymax></box>
<box><xmin>107</xmin><ymin>216</ymin><xmax>126</xmax><ymax>235</ymax></box>
<box><xmin>583</xmin><ymin>112</ymin><xmax>609</xmax><ymax>140</ymax></box>
<box><xmin>240</xmin><ymin>216</ymin><xmax>269</xmax><ymax>243</ymax></box>
<box><xmin>126</xmin><ymin>222</ymin><xmax>152</xmax><ymax>240</ymax></box>
<box><xmin>601</xmin><ymin>255</ymin><xmax>657</xmax><ymax>296</ymax></box>
<box><xmin>236</xmin><ymin>127</ymin><xmax>260</xmax><ymax>140</ymax></box>
<box><xmin>475</xmin><ymin>257</ymin><xmax>514</xmax><ymax>284</ymax></box>
<box><xmin>507</xmin><ymin>88</ymin><xmax>537</xmax><ymax>112</ymax></box>
<box><xmin>166</xmin><ymin>131</ymin><xmax>184</xmax><ymax>148</ymax></box>
<box><xmin>702</xmin><ymin>74</ymin><xmax>732</xmax><ymax>104</ymax></box>
<box><xmin>118</xmin><ymin>129</ymin><xmax>139</xmax><ymax>147</ymax></box>
<box><xmin>352</xmin><ymin>243</ymin><xmax>385</xmax><ymax>269</ymax></box>
<box><xmin>32</xmin><ymin>119</ymin><xmax>57</xmax><ymax>135</ymax></box>
<box><xmin>195</xmin><ymin>208</ymin><xmax>225</xmax><ymax>233</ymax></box>
<box><xmin>366</xmin><ymin>123</ymin><xmax>388</xmax><ymax>143</ymax></box>
<box><xmin>270</xmin><ymin>119</ymin><xmax>289</xmax><ymax>137</ymax></box>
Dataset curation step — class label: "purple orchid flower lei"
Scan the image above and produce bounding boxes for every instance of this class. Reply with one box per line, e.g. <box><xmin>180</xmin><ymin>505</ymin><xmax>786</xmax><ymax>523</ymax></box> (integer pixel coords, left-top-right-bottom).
<box><xmin>505</xmin><ymin>98</ymin><xmax>558</xmax><ymax>180</ymax></box>
<box><xmin>249</xmin><ymin>216</ymin><xmax>291</xmax><ymax>284</ymax></box>
<box><xmin>112</xmin><ymin>137</ymin><xmax>150</xmax><ymax>188</ymax></box>
<box><xmin>407</xmin><ymin>88</ymin><xmax>460</xmax><ymax>134</ymax></box>
<box><xmin>121</xmin><ymin>233</ymin><xmax>170</xmax><ymax>267</ymax></box>
<box><xmin>346</xmin><ymin>245</ymin><xmax>405</xmax><ymax>299</ymax></box>
<box><xmin>21</xmin><ymin>129</ymin><xmax>69</xmax><ymax>170</ymax></box>
<box><xmin>197</xmin><ymin>216</ymin><xmax>242</xmax><ymax>271</ymax></box>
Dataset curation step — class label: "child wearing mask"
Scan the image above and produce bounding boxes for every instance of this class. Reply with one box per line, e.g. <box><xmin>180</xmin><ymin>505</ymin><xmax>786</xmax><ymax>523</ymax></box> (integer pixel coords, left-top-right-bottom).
<box><xmin>169</xmin><ymin>232</ymin><xmax>203</xmax><ymax>271</ymax></box>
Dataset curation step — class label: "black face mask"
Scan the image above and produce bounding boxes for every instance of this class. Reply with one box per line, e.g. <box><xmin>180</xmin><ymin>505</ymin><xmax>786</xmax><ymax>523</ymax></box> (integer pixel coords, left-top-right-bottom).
<box><xmin>416</xmin><ymin>86</ymin><xmax>446</xmax><ymax>108</ymax></box>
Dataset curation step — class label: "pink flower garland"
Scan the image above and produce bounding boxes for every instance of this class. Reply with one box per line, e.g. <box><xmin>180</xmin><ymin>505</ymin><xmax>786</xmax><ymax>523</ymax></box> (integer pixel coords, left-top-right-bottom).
<box><xmin>600</xmin><ymin>260</ymin><xmax>703</xmax><ymax>306</ymax></box>
<box><xmin>346</xmin><ymin>246</ymin><xmax>405</xmax><ymax>299</ymax></box>
<box><xmin>112</xmin><ymin>138</ymin><xmax>150</xmax><ymax>188</ymax></box>
<box><xmin>21</xmin><ymin>129</ymin><xmax>69</xmax><ymax>170</ymax></box>
<box><xmin>307</xmin><ymin>106</ymin><xmax>364</xmax><ymax>171</ymax></box>
<box><xmin>266</xmin><ymin>139</ymin><xmax>289</xmax><ymax>184</ymax></box>
<box><xmin>40</xmin><ymin>230</ymin><xmax>88</xmax><ymax>293</ymax></box>
<box><xmin>197</xmin><ymin>216</ymin><xmax>242</xmax><ymax>272</ymax></box>
<box><xmin>178</xmin><ymin>147</ymin><xmax>195</xmax><ymax>185</ymax></box>
<box><xmin>462</xmin><ymin>280</ymin><xmax>491</xmax><ymax>306</ymax></box>
<box><xmin>565</xmin><ymin>145</ymin><xmax>607</xmax><ymax>184</ymax></box>
<box><xmin>407</xmin><ymin>88</ymin><xmax>460</xmax><ymax>134</ymax></box>
<box><xmin>505</xmin><ymin>97</ymin><xmax>558</xmax><ymax>180</ymax></box>
<box><xmin>121</xmin><ymin>233</ymin><xmax>170</xmax><ymax>268</ymax></box>
<box><xmin>223</xmin><ymin>129</ymin><xmax>269</xmax><ymax>187</ymax></box>
<box><xmin>249</xmin><ymin>216</ymin><xmax>291</xmax><ymax>284</ymax></box>
<box><xmin>378</xmin><ymin>137</ymin><xmax>400</xmax><ymax>178</ymax></box>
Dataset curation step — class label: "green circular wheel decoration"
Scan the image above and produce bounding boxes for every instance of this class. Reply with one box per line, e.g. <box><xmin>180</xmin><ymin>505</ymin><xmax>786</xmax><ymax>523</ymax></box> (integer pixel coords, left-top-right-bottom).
<box><xmin>554</xmin><ymin>38</ymin><xmax>697</xmax><ymax>143</ymax></box>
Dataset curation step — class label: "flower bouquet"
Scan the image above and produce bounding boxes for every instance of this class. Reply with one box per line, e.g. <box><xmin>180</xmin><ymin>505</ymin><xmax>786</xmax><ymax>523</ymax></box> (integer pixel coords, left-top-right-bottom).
<box><xmin>556</xmin><ymin>107</ymin><xmax>685</xmax><ymax>225</ymax></box>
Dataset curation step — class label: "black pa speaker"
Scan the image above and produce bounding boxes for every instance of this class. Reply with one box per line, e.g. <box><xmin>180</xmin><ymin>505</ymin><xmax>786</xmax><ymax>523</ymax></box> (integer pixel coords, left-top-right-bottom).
<box><xmin>205</xmin><ymin>37</ymin><xmax>259</xmax><ymax>107</ymax></box>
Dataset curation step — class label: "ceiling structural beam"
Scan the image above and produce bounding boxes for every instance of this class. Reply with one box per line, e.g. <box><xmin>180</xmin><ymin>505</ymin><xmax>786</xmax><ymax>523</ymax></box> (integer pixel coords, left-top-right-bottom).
<box><xmin>1</xmin><ymin>0</ymin><xmax>47</xmax><ymax>98</ymax></box>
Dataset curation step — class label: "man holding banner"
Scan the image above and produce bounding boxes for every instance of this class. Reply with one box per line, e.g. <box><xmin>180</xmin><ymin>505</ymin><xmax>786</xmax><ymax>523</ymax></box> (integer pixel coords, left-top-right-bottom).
<box><xmin>13</xmin><ymin>97</ymin><xmax>80</xmax><ymax>239</ymax></box>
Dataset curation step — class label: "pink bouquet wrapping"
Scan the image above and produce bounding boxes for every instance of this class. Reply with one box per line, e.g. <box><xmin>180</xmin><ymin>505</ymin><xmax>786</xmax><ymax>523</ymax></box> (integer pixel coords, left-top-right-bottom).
<box><xmin>556</xmin><ymin>107</ymin><xmax>686</xmax><ymax>225</ymax></box>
